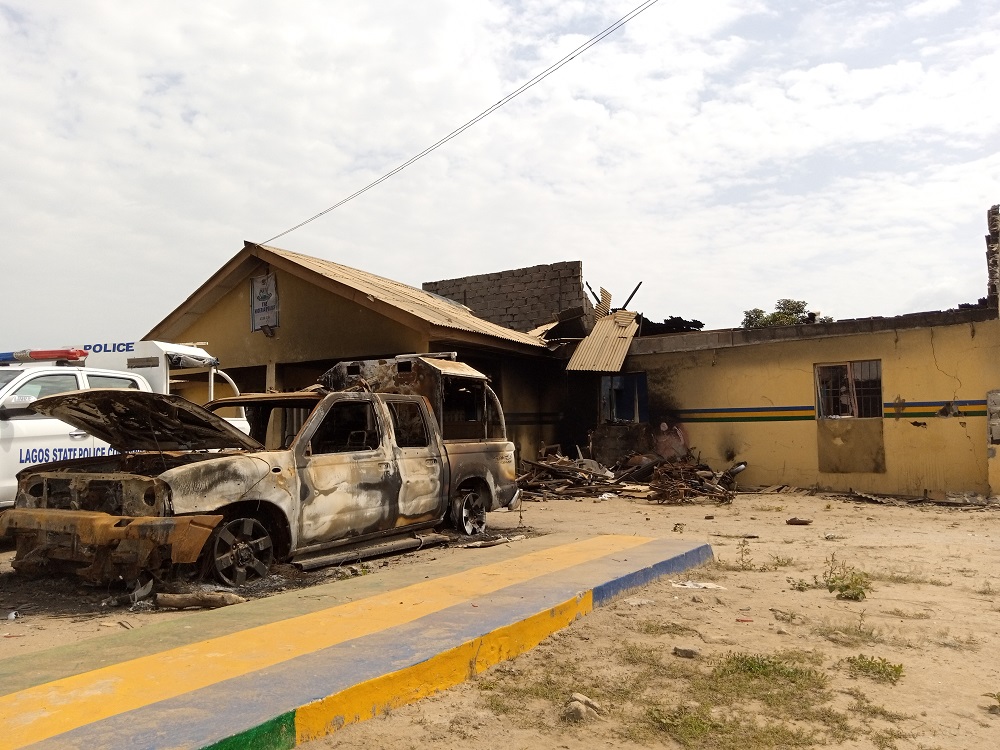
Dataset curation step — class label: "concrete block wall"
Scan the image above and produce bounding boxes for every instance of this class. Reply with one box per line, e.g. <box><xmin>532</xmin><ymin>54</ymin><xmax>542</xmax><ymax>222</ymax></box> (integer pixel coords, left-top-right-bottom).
<box><xmin>987</xmin><ymin>204</ymin><xmax>999</xmax><ymax>309</ymax></box>
<box><xmin>423</xmin><ymin>261</ymin><xmax>592</xmax><ymax>332</ymax></box>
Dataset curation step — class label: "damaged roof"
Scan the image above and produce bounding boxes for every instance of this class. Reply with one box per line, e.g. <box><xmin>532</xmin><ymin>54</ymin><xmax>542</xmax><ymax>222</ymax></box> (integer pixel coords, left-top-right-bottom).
<box><xmin>146</xmin><ymin>243</ymin><xmax>545</xmax><ymax>351</ymax></box>
<box><xmin>566</xmin><ymin>310</ymin><xmax>639</xmax><ymax>372</ymax></box>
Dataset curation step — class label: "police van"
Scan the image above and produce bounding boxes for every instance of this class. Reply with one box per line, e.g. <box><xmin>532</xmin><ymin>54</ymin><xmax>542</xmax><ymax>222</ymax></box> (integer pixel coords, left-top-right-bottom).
<box><xmin>0</xmin><ymin>348</ymin><xmax>154</xmax><ymax>507</ymax></box>
<box><xmin>0</xmin><ymin>341</ymin><xmax>244</xmax><ymax>509</ymax></box>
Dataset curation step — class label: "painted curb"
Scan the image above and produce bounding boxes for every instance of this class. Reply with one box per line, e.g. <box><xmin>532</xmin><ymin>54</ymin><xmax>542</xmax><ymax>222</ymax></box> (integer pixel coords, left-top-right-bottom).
<box><xmin>206</xmin><ymin>541</ymin><xmax>713</xmax><ymax>750</ymax></box>
<box><xmin>7</xmin><ymin>537</ymin><xmax>713</xmax><ymax>750</ymax></box>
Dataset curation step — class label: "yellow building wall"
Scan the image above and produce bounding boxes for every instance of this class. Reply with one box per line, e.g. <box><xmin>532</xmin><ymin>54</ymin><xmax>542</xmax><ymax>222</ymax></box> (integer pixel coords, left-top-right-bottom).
<box><xmin>629</xmin><ymin>318</ymin><xmax>1000</xmax><ymax>496</ymax></box>
<box><xmin>170</xmin><ymin>269</ymin><xmax>428</xmax><ymax>372</ymax></box>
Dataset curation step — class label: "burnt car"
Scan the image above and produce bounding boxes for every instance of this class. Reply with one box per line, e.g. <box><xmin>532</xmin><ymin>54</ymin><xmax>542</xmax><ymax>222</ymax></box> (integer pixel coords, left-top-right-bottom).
<box><xmin>1</xmin><ymin>377</ymin><xmax>519</xmax><ymax>585</ymax></box>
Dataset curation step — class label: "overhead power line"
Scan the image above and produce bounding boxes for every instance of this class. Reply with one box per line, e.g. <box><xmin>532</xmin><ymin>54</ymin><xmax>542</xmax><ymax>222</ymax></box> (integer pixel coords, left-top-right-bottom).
<box><xmin>260</xmin><ymin>0</ymin><xmax>663</xmax><ymax>245</ymax></box>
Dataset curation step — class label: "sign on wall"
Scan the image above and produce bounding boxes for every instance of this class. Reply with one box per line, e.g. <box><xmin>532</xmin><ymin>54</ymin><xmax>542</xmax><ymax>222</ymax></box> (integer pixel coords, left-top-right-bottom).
<box><xmin>251</xmin><ymin>272</ymin><xmax>279</xmax><ymax>331</ymax></box>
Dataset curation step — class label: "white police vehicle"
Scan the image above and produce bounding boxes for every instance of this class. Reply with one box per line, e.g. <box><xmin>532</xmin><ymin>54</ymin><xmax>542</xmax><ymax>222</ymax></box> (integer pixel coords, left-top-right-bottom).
<box><xmin>0</xmin><ymin>348</ymin><xmax>153</xmax><ymax>508</ymax></box>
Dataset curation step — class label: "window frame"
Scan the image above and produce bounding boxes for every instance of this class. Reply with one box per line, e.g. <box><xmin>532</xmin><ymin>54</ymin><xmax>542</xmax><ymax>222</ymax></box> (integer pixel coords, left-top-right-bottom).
<box><xmin>815</xmin><ymin>360</ymin><xmax>882</xmax><ymax>419</ymax></box>
<box><xmin>84</xmin><ymin>374</ymin><xmax>143</xmax><ymax>390</ymax></box>
<box><xmin>309</xmin><ymin>399</ymin><xmax>382</xmax><ymax>455</ymax></box>
<box><xmin>386</xmin><ymin>399</ymin><xmax>431</xmax><ymax>449</ymax></box>
<box><xmin>599</xmin><ymin>372</ymin><xmax>649</xmax><ymax>424</ymax></box>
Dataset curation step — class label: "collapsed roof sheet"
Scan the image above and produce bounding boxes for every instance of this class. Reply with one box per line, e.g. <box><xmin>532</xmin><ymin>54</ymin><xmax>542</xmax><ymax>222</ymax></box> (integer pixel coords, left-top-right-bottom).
<box><xmin>566</xmin><ymin>311</ymin><xmax>638</xmax><ymax>372</ymax></box>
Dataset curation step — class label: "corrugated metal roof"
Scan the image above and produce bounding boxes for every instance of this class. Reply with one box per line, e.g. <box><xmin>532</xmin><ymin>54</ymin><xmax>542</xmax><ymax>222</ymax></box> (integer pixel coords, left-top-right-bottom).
<box><xmin>265</xmin><ymin>246</ymin><xmax>545</xmax><ymax>349</ymax></box>
<box><xmin>527</xmin><ymin>320</ymin><xmax>558</xmax><ymax>337</ymax></box>
<box><xmin>566</xmin><ymin>311</ymin><xmax>639</xmax><ymax>372</ymax></box>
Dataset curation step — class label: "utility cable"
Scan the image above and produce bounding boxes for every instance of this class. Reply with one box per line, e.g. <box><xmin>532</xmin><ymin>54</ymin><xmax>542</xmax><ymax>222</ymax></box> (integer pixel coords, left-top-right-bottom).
<box><xmin>260</xmin><ymin>0</ymin><xmax>663</xmax><ymax>244</ymax></box>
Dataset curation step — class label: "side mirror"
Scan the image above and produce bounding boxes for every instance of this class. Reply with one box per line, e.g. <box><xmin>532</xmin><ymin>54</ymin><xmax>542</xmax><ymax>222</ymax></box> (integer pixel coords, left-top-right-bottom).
<box><xmin>0</xmin><ymin>394</ymin><xmax>36</xmax><ymax>418</ymax></box>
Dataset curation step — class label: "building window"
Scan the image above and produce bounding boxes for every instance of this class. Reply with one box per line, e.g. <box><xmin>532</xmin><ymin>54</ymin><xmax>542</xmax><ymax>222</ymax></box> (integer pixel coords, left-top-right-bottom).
<box><xmin>815</xmin><ymin>361</ymin><xmax>882</xmax><ymax>418</ymax></box>
<box><xmin>600</xmin><ymin>373</ymin><xmax>649</xmax><ymax>424</ymax></box>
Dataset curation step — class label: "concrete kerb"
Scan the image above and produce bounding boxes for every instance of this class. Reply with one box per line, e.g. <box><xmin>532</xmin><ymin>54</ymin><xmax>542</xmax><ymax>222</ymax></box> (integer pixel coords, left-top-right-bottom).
<box><xmin>6</xmin><ymin>536</ymin><xmax>713</xmax><ymax>750</ymax></box>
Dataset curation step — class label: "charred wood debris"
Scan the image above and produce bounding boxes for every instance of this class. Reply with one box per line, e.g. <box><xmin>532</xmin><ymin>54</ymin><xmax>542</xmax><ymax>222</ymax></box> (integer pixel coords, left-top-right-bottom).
<box><xmin>517</xmin><ymin>453</ymin><xmax>747</xmax><ymax>505</ymax></box>
<box><xmin>517</xmin><ymin>455</ymin><xmax>1000</xmax><ymax>509</ymax></box>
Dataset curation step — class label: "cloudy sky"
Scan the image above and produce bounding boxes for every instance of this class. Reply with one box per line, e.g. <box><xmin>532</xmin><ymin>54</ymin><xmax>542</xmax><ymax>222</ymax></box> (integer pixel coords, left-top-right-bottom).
<box><xmin>2</xmin><ymin>0</ymin><xmax>998</xmax><ymax>351</ymax></box>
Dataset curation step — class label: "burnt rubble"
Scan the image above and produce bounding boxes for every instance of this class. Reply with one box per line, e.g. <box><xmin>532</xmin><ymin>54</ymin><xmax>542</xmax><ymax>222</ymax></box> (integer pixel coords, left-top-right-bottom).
<box><xmin>517</xmin><ymin>453</ymin><xmax>745</xmax><ymax>504</ymax></box>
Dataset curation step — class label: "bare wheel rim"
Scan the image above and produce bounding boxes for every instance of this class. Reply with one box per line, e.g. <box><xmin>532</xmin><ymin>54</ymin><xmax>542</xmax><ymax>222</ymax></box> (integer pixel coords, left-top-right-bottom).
<box><xmin>212</xmin><ymin>517</ymin><xmax>274</xmax><ymax>586</ymax></box>
<box><xmin>459</xmin><ymin>491</ymin><xmax>487</xmax><ymax>535</ymax></box>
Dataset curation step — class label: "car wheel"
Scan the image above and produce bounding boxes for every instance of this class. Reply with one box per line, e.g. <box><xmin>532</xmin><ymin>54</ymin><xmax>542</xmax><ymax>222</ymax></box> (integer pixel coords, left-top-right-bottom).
<box><xmin>453</xmin><ymin>490</ymin><xmax>487</xmax><ymax>536</ymax></box>
<box><xmin>211</xmin><ymin>517</ymin><xmax>274</xmax><ymax>586</ymax></box>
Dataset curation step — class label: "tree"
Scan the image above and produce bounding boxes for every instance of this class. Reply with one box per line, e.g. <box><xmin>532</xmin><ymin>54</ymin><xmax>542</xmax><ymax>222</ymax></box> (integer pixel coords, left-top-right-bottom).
<box><xmin>741</xmin><ymin>299</ymin><xmax>832</xmax><ymax>328</ymax></box>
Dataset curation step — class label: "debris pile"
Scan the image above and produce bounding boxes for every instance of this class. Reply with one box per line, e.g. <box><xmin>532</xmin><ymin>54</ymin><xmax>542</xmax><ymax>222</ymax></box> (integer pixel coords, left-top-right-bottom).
<box><xmin>517</xmin><ymin>457</ymin><xmax>616</xmax><ymax>500</ymax></box>
<box><xmin>516</xmin><ymin>454</ymin><xmax>746</xmax><ymax>504</ymax></box>
<box><xmin>646</xmin><ymin>459</ymin><xmax>740</xmax><ymax>504</ymax></box>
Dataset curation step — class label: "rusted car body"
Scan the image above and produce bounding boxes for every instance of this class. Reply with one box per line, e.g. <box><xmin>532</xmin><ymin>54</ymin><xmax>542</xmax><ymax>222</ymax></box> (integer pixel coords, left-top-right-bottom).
<box><xmin>1</xmin><ymin>367</ymin><xmax>519</xmax><ymax>585</ymax></box>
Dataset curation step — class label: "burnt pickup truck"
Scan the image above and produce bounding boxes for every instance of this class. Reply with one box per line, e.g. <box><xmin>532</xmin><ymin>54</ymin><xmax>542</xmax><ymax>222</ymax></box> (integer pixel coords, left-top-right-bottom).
<box><xmin>0</xmin><ymin>357</ymin><xmax>519</xmax><ymax>585</ymax></box>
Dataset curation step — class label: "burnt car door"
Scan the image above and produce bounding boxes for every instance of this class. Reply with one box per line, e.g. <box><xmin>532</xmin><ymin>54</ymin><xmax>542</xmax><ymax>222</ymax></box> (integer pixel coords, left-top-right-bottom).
<box><xmin>384</xmin><ymin>397</ymin><xmax>448</xmax><ymax>523</ymax></box>
<box><xmin>295</xmin><ymin>395</ymin><xmax>398</xmax><ymax>545</ymax></box>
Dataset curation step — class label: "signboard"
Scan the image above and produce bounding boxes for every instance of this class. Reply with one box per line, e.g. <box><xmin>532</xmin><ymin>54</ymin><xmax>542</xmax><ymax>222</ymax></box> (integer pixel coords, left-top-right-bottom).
<box><xmin>251</xmin><ymin>273</ymin><xmax>279</xmax><ymax>331</ymax></box>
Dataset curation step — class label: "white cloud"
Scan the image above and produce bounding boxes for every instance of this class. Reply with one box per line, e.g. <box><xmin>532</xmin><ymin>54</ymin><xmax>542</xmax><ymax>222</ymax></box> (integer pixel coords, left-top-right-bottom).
<box><xmin>906</xmin><ymin>0</ymin><xmax>962</xmax><ymax>19</ymax></box>
<box><xmin>0</xmin><ymin>0</ymin><xmax>997</xmax><ymax>351</ymax></box>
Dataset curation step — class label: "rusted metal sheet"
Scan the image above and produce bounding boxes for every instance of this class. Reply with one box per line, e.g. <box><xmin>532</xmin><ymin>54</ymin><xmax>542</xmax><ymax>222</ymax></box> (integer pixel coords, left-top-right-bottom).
<box><xmin>322</xmin><ymin>357</ymin><xmax>444</xmax><ymax>400</ymax></box>
<box><xmin>322</xmin><ymin>355</ymin><xmax>485</xmax><ymax>396</ymax></box>
<box><xmin>567</xmin><ymin>311</ymin><xmax>639</xmax><ymax>372</ymax></box>
<box><xmin>0</xmin><ymin>509</ymin><xmax>221</xmax><ymax>581</ymax></box>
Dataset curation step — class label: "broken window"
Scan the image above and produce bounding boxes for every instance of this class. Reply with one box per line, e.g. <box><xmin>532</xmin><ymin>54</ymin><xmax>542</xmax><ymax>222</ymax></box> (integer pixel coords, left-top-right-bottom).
<box><xmin>312</xmin><ymin>401</ymin><xmax>381</xmax><ymax>453</ymax></box>
<box><xmin>600</xmin><ymin>373</ymin><xmax>649</xmax><ymax>424</ymax></box>
<box><xmin>442</xmin><ymin>378</ymin><xmax>486</xmax><ymax>440</ymax></box>
<box><xmin>815</xmin><ymin>361</ymin><xmax>882</xmax><ymax>418</ymax></box>
<box><xmin>387</xmin><ymin>401</ymin><xmax>429</xmax><ymax>448</ymax></box>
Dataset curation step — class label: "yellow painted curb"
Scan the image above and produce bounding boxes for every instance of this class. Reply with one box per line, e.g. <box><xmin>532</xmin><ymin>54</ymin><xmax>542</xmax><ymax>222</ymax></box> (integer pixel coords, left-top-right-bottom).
<box><xmin>296</xmin><ymin>590</ymin><xmax>593</xmax><ymax>742</ymax></box>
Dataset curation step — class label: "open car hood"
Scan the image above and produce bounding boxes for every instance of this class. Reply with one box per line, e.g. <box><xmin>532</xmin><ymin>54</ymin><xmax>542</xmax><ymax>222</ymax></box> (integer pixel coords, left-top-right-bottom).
<box><xmin>30</xmin><ymin>389</ymin><xmax>263</xmax><ymax>453</ymax></box>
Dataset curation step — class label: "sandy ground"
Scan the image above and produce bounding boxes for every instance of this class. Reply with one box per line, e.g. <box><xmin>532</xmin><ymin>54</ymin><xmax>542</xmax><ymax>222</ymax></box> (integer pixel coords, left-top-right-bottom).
<box><xmin>2</xmin><ymin>493</ymin><xmax>999</xmax><ymax>749</ymax></box>
<box><xmin>308</xmin><ymin>493</ymin><xmax>1000</xmax><ymax>750</ymax></box>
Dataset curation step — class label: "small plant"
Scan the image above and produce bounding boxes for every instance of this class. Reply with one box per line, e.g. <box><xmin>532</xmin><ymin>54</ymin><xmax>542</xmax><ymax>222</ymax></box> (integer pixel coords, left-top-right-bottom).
<box><xmin>736</xmin><ymin>539</ymin><xmax>755</xmax><ymax>571</ymax></box>
<box><xmin>786</xmin><ymin>577</ymin><xmax>812</xmax><ymax>592</ymax></box>
<box><xmin>716</xmin><ymin>539</ymin><xmax>757</xmax><ymax>571</ymax></box>
<box><xmin>844</xmin><ymin>688</ymin><xmax>911</xmax><ymax>721</ymax></box>
<box><xmin>814</xmin><ymin>610</ymin><xmax>884</xmax><ymax>646</ymax></box>
<box><xmin>822</xmin><ymin>553</ymin><xmax>873</xmax><ymax>600</ymax></box>
<box><xmin>843</xmin><ymin>654</ymin><xmax>904</xmax><ymax>685</ymax></box>
<box><xmin>870</xmin><ymin>727</ymin><xmax>914</xmax><ymax>749</ymax></box>
<box><xmin>770</xmin><ymin>555</ymin><xmax>794</xmax><ymax>568</ymax></box>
